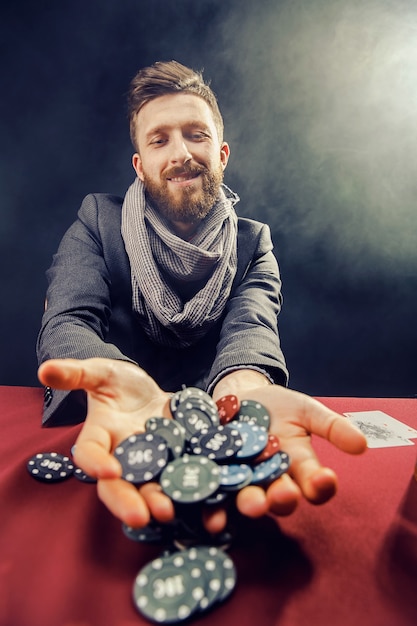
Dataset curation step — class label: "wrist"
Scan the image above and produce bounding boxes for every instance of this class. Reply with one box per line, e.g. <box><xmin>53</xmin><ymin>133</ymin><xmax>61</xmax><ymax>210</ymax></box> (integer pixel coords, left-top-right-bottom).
<box><xmin>212</xmin><ymin>369</ymin><xmax>272</xmax><ymax>402</ymax></box>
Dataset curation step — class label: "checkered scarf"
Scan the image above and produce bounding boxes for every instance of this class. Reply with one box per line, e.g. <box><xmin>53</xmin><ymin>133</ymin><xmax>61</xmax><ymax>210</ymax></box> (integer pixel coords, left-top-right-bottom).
<box><xmin>121</xmin><ymin>177</ymin><xmax>238</xmax><ymax>348</ymax></box>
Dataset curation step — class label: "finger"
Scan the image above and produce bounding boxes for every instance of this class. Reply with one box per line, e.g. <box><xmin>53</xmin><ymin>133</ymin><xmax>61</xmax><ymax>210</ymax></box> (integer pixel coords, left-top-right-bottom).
<box><xmin>282</xmin><ymin>436</ymin><xmax>339</xmax><ymax>504</ymax></box>
<box><xmin>286</xmin><ymin>392</ymin><xmax>368</xmax><ymax>454</ymax></box>
<box><xmin>38</xmin><ymin>358</ymin><xmax>103</xmax><ymax>391</ymax></box>
<box><xmin>235</xmin><ymin>485</ymin><xmax>269</xmax><ymax>518</ymax></box>
<box><xmin>139</xmin><ymin>483</ymin><xmax>176</xmax><ymax>523</ymax></box>
<box><xmin>308</xmin><ymin>405</ymin><xmax>367</xmax><ymax>454</ymax></box>
<box><xmin>73</xmin><ymin>430</ymin><xmax>122</xmax><ymax>480</ymax></box>
<box><xmin>299</xmin><ymin>466</ymin><xmax>339</xmax><ymax>504</ymax></box>
<box><xmin>97</xmin><ymin>478</ymin><xmax>151</xmax><ymax>528</ymax></box>
<box><xmin>38</xmin><ymin>358</ymin><xmax>148</xmax><ymax>396</ymax></box>
<box><xmin>265</xmin><ymin>473</ymin><xmax>301</xmax><ymax>516</ymax></box>
<box><xmin>247</xmin><ymin>386</ymin><xmax>367</xmax><ymax>454</ymax></box>
<box><xmin>202</xmin><ymin>506</ymin><xmax>228</xmax><ymax>535</ymax></box>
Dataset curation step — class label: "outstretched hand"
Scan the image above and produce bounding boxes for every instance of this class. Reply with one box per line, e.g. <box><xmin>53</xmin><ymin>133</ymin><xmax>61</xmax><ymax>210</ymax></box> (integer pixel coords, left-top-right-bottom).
<box><xmin>38</xmin><ymin>358</ymin><xmax>367</xmax><ymax>532</ymax></box>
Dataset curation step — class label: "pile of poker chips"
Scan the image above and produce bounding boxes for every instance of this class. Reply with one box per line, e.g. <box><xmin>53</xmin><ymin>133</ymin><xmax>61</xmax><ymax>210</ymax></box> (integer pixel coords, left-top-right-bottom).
<box><xmin>26</xmin><ymin>387</ymin><xmax>291</xmax><ymax>624</ymax></box>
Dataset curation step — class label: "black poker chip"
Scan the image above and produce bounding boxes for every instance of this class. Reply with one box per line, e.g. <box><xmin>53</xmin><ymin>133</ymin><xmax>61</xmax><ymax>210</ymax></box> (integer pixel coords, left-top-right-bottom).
<box><xmin>73</xmin><ymin>466</ymin><xmax>97</xmax><ymax>483</ymax></box>
<box><xmin>114</xmin><ymin>432</ymin><xmax>169</xmax><ymax>484</ymax></box>
<box><xmin>27</xmin><ymin>452</ymin><xmax>74</xmax><ymax>482</ymax></box>
<box><xmin>188</xmin><ymin>424</ymin><xmax>243</xmax><ymax>462</ymax></box>
<box><xmin>122</xmin><ymin>520</ymin><xmax>174</xmax><ymax>544</ymax></box>
<box><xmin>173</xmin><ymin>399</ymin><xmax>218</xmax><ymax>440</ymax></box>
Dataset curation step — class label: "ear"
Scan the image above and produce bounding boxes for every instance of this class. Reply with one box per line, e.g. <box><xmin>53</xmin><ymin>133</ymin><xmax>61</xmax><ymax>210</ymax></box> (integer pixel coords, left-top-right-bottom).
<box><xmin>220</xmin><ymin>142</ymin><xmax>230</xmax><ymax>170</ymax></box>
<box><xmin>132</xmin><ymin>153</ymin><xmax>145</xmax><ymax>181</ymax></box>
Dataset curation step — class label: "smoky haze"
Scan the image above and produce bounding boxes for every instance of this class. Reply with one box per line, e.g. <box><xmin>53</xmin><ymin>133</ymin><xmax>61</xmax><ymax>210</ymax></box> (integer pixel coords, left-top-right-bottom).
<box><xmin>218</xmin><ymin>0</ymin><xmax>417</xmax><ymax>275</ymax></box>
<box><xmin>1</xmin><ymin>0</ymin><xmax>416</xmax><ymax>396</ymax></box>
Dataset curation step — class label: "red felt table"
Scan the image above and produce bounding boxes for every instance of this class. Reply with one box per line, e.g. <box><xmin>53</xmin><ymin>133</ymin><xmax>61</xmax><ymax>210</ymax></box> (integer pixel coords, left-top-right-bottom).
<box><xmin>0</xmin><ymin>387</ymin><xmax>416</xmax><ymax>626</ymax></box>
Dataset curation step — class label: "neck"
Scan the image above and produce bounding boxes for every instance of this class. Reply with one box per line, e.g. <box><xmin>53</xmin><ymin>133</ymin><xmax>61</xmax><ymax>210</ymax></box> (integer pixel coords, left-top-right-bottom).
<box><xmin>169</xmin><ymin>219</ymin><xmax>201</xmax><ymax>240</ymax></box>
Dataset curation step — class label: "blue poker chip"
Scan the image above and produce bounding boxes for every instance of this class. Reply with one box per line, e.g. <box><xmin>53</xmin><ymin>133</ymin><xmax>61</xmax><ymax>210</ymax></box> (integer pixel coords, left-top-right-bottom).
<box><xmin>27</xmin><ymin>452</ymin><xmax>74</xmax><ymax>482</ymax></box>
<box><xmin>114</xmin><ymin>432</ymin><xmax>169</xmax><ymax>484</ymax></box>
<box><xmin>250</xmin><ymin>451</ymin><xmax>291</xmax><ymax>485</ymax></box>
<box><xmin>226</xmin><ymin>421</ymin><xmax>268</xmax><ymax>461</ymax></box>
<box><xmin>218</xmin><ymin>463</ymin><xmax>254</xmax><ymax>491</ymax></box>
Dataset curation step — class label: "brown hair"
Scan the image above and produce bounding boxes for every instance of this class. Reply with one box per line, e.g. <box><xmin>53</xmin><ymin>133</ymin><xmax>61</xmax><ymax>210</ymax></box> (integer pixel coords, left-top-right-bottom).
<box><xmin>127</xmin><ymin>60</ymin><xmax>224</xmax><ymax>150</ymax></box>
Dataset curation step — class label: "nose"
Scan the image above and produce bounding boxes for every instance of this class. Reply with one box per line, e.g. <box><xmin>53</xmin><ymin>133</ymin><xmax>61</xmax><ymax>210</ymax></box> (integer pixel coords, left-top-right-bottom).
<box><xmin>169</xmin><ymin>135</ymin><xmax>192</xmax><ymax>165</ymax></box>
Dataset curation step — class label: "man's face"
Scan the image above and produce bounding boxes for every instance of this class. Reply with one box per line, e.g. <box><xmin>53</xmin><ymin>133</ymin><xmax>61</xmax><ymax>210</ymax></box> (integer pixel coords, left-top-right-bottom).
<box><xmin>132</xmin><ymin>93</ymin><xmax>230</xmax><ymax>234</ymax></box>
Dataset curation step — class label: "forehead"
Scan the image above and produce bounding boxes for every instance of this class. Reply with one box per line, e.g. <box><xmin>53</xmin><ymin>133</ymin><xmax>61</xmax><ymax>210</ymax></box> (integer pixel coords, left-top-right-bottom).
<box><xmin>136</xmin><ymin>93</ymin><xmax>218</xmax><ymax>139</ymax></box>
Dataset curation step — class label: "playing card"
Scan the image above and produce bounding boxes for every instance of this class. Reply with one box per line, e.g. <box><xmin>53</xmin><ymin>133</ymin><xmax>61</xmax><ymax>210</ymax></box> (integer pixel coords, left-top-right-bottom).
<box><xmin>344</xmin><ymin>410</ymin><xmax>417</xmax><ymax>448</ymax></box>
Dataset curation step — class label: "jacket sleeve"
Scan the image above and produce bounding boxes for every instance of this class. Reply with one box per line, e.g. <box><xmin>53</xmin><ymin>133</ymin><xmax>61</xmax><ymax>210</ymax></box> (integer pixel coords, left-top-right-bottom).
<box><xmin>206</xmin><ymin>221</ymin><xmax>288</xmax><ymax>392</ymax></box>
<box><xmin>37</xmin><ymin>193</ymin><xmax>135</xmax><ymax>425</ymax></box>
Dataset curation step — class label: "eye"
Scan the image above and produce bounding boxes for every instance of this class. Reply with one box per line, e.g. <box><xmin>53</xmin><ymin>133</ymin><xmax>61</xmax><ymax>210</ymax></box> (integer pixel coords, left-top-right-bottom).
<box><xmin>190</xmin><ymin>131</ymin><xmax>210</xmax><ymax>141</ymax></box>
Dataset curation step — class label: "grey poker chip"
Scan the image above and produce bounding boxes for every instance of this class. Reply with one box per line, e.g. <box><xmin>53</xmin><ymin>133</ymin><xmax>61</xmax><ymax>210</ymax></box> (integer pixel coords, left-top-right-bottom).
<box><xmin>159</xmin><ymin>454</ymin><xmax>221</xmax><ymax>503</ymax></box>
<box><xmin>237</xmin><ymin>399</ymin><xmax>271</xmax><ymax>430</ymax></box>
<box><xmin>132</xmin><ymin>550</ymin><xmax>206</xmax><ymax>623</ymax></box>
<box><xmin>145</xmin><ymin>417</ymin><xmax>186</xmax><ymax>459</ymax></box>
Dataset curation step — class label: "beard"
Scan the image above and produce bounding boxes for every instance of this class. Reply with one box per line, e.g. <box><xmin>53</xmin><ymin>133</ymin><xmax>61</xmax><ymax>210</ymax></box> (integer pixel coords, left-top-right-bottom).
<box><xmin>142</xmin><ymin>163</ymin><xmax>224</xmax><ymax>224</ymax></box>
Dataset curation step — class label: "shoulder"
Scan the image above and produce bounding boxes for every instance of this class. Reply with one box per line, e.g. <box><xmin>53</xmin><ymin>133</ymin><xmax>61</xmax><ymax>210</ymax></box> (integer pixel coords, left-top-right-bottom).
<box><xmin>237</xmin><ymin>216</ymin><xmax>273</xmax><ymax>253</ymax></box>
<box><xmin>78</xmin><ymin>192</ymin><xmax>123</xmax><ymax>221</ymax></box>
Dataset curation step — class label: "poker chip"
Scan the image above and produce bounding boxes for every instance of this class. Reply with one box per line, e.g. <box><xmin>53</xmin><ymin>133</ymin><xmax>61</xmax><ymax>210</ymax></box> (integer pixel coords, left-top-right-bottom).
<box><xmin>132</xmin><ymin>551</ymin><xmax>205</xmax><ymax>623</ymax></box>
<box><xmin>73</xmin><ymin>466</ymin><xmax>97</xmax><ymax>483</ymax></box>
<box><xmin>122</xmin><ymin>521</ymin><xmax>174</xmax><ymax>544</ymax></box>
<box><xmin>173</xmin><ymin>399</ymin><xmax>218</xmax><ymax>440</ymax></box>
<box><xmin>28</xmin><ymin>386</ymin><xmax>291</xmax><ymax>624</ymax></box>
<box><xmin>160</xmin><ymin>454</ymin><xmax>221</xmax><ymax>503</ymax></box>
<box><xmin>216</xmin><ymin>394</ymin><xmax>240</xmax><ymax>424</ymax></box>
<box><xmin>173</xmin><ymin>387</ymin><xmax>218</xmax><ymax>413</ymax></box>
<box><xmin>145</xmin><ymin>417</ymin><xmax>186</xmax><ymax>459</ymax></box>
<box><xmin>218</xmin><ymin>463</ymin><xmax>254</xmax><ymax>491</ymax></box>
<box><xmin>227</xmin><ymin>421</ymin><xmax>268</xmax><ymax>461</ymax></box>
<box><xmin>237</xmin><ymin>399</ymin><xmax>271</xmax><ymax>430</ymax></box>
<box><xmin>250</xmin><ymin>451</ymin><xmax>291</xmax><ymax>485</ymax></box>
<box><xmin>186</xmin><ymin>546</ymin><xmax>236</xmax><ymax>610</ymax></box>
<box><xmin>114</xmin><ymin>432</ymin><xmax>169</xmax><ymax>484</ymax></box>
<box><xmin>253</xmin><ymin>433</ymin><xmax>281</xmax><ymax>463</ymax></box>
<box><xmin>132</xmin><ymin>545</ymin><xmax>237</xmax><ymax>623</ymax></box>
<box><xmin>26</xmin><ymin>452</ymin><xmax>74</xmax><ymax>482</ymax></box>
<box><xmin>188</xmin><ymin>424</ymin><xmax>243</xmax><ymax>462</ymax></box>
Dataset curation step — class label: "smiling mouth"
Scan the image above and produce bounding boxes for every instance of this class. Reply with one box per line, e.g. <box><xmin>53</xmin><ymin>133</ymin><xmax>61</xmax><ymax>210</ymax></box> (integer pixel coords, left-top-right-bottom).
<box><xmin>167</xmin><ymin>172</ymin><xmax>200</xmax><ymax>183</ymax></box>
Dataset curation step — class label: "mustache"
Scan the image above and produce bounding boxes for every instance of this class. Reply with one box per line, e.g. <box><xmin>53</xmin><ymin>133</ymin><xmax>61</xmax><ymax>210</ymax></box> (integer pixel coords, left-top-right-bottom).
<box><xmin>163</xmin><ymin>163</ymin><xmax>206</xmax><ymax>180</ymax></box>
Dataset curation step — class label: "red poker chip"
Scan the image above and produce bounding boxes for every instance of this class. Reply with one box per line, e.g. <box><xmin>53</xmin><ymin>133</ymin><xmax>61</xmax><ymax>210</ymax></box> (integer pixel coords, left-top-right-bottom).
<box><xmin>216</xmin><ymin>394</ymin><xmax>240</xmax><ymax>424</ymax></box>
<box><xmin>253</xmin><ymin>433</ymin><xmax>281</xmax><ymax>463</ymax></box>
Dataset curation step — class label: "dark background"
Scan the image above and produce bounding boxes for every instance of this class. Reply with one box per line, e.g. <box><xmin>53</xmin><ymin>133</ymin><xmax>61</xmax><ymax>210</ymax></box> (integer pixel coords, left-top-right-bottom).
<box><xmin>2</xmin><ymin>0</ymin><xmax>416</xmax><ymax>396</ymax></box>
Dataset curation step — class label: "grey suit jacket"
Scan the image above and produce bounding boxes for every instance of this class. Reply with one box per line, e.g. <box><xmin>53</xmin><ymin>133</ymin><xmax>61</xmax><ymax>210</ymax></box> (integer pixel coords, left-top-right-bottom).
<box><xmin>37</xmin><ymin>193</ymin><xmax>288</xmax><ymax>425</ymax></box>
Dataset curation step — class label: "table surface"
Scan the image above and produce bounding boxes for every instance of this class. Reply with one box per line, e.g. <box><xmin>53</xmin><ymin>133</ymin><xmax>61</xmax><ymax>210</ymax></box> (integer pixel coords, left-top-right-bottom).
<box><xmin>1</xmin><ymin>386</ymin><xmax>417</xmax><ymax>626</ymax></box>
